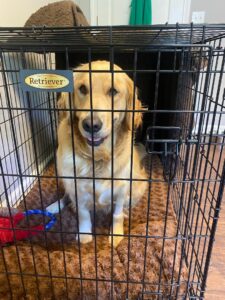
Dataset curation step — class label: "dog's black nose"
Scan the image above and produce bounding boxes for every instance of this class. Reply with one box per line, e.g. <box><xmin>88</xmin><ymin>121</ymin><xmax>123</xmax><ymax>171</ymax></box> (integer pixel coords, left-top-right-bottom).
<box><xmin>82</xmin><ymin>117</ymin><xmax>103</xmax><ymax>133</ymax></box>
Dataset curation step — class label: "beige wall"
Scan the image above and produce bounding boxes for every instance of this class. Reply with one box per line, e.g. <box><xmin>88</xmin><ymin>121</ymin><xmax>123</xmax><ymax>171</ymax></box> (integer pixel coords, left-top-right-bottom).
<box><xmin>0</xmin><ymin>0</ymin><xmax>187</xmax><ymax>27</ymax></box>
<box><xmin>1</xmin><ymin>0</ymin><xmax>225</xmax><ymax>27</ymax></box>
<box><xmin>190</xmin><ymin>0</ymin><xmax>225</xmax><ymax>23</ymax></box>
<box><xmin>0</xmin><ymin>1</ymin><xmax>57</xmax><ymax>26</ymax></box>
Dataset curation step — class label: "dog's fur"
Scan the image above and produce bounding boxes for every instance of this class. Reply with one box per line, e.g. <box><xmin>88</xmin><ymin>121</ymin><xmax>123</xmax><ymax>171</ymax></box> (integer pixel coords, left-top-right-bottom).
<box><xmin>55</xmin><ymin>60</ymin><xmax>147</xmax><ymax>246</ymax></box>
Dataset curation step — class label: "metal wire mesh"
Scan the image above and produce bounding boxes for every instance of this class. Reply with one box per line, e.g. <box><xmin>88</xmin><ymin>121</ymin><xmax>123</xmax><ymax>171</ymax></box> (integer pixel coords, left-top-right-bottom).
<box><xmin>0</xmin><ymin>25</ymin><xmax>225</xmax><ymax>299</ymax></box>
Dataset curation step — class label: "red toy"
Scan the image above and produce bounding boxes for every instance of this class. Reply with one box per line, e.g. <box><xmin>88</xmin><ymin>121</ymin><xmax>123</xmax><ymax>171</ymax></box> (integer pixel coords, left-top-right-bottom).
<box><xmin>0</xmin><ymin>209</ymin><xmax>56</xmax><ymax>245</ymax></box>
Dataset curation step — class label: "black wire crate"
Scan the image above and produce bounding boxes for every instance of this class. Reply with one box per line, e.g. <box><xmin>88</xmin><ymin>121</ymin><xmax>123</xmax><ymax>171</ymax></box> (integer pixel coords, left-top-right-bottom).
<box><xmin>0</xmin><ymin>25</ymin><xmax>225</xmax><ymax>300</ymax></box>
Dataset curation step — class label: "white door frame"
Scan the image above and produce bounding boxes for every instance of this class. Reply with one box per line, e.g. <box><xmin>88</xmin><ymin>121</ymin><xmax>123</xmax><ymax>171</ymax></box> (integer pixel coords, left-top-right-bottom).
<box><xmin>90</xmin><ymin>0</ymin><xmax>98</xmax><ymax>26</ymax></box>
<box><xmin>168</xmin><ymin>0</ymin><xmax>192</xmax><ymax>24</ymax></box>
<box><xmin>90</xmin><ymin>0</ymin><xmax>112</xmax><ymax>26</ymax></box>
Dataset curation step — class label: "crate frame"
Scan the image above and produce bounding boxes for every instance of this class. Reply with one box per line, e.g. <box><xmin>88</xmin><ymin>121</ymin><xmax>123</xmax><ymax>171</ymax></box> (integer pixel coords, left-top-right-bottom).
<box><xmin>0</xmin><ymin>25</ymin><xmax>225</xmax><ymax>299</ymax></box>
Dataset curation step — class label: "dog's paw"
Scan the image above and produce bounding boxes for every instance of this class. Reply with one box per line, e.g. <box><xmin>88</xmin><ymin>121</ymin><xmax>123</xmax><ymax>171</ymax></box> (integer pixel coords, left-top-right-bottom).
<box><xmin>109</xmin><ymin>233</ymin><xmax>124</xmax><ymax>247</ymax></box>
<box><xmin>68</xmin><ymin>201</ymin><xmax>76</xmax><ymax>213</ymax></box>
<box><xmin>46</xmin><ymin>198</ymin><xmax>65</xmax><ymax>214</ymax></box>
<box><xmin>77</xmin><ymin>233</ymin><xmax>93</xmax><ymax>244</ymax></box>
<box><xmin>98</xmin><ymin>189</ymin><xmax>111</xmax><ymax>206</ymax></box>
<box><xmin>109</xmin><ymin>212</ymin><xmax>124</xmax><ymax>247</ymax></box>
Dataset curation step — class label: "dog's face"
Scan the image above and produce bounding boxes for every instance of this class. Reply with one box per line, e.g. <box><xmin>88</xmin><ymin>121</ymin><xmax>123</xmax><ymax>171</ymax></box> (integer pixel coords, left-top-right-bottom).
<box><xmin>59</xmin><ymin>60</ymin><xmax>142</xmax><ymax>150</ymax></box>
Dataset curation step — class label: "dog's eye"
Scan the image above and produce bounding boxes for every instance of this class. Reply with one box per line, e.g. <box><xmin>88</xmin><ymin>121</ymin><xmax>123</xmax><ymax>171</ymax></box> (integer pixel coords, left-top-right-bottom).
<box><xmin>79</xmin><ymin>84</ymin><xmax>88</xmax><ymax>95</ymax></box>
<box><xmin>108</xmin><ymin>87</ymin><xmax>118</xmax><ymax>96</ymax></box>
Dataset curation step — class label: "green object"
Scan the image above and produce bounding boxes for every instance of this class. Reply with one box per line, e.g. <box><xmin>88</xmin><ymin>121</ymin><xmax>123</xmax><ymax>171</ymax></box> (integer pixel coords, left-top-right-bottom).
<box><xmin>129</xmin><ymin>0</ymin><xmax>152</xmax><ymax>25</ymax></box>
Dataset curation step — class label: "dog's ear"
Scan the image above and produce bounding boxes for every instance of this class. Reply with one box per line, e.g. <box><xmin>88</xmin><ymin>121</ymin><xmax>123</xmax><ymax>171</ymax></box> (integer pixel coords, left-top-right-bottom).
<box><xmin>125</xmin><ymin>76</ymin><xmax>143</xmax><ymax>131</ymax></box>
<box><xmin>57</xmin><ymin>70</ymin><xmax>78</xmax><ymax>122</ymax></box>
<box><xmin>57</xmin><ymin>92</ymin><xmax>70</xmax><ymax>122</ymax></box>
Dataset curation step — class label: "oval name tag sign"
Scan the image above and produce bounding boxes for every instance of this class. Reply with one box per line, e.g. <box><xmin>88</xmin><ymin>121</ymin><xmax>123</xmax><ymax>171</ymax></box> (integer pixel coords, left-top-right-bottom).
<box><xmin>25</xmin><ymin>73</ymin><xmax>69</xmax><ymax>89</ymax></box>
<box><xmin>20</xmin><ymin>70</ymin><xmax>74</xmax><ymax>92</ymax></box>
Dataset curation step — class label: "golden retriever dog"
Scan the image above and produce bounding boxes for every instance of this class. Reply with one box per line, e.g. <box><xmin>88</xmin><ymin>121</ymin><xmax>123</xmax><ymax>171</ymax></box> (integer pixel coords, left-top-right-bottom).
<box><xmin>48</xmin><ymin>60</ymin><xmax>147</xmax><ymax>246</ymax></box>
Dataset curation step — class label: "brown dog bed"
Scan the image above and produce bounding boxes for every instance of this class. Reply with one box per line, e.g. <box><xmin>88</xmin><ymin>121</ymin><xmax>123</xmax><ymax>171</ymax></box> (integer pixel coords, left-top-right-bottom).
<box><xmin>0</xmin><ymin>156</ymin><xmax>187</xmax><ymax>299</ymax></box>
<box><xmin>24</xmin><ymin>1</ymin><xmax>89</xmax><ymax>27</ymax></box>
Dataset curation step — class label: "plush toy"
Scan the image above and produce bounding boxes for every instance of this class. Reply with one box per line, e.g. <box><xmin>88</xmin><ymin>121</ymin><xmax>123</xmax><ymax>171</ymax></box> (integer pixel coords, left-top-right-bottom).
<box><xmin>0</xmin><ymin>208</ymin><xmax>56</xmax><ymax>245</ymax></box>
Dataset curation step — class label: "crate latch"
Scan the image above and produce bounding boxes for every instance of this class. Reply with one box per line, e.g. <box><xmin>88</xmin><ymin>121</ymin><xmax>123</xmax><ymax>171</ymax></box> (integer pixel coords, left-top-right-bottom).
<box><xmin>146</xmin><ymin>126</ymin><xmax>182</xmax><ymax>181</ymax></box>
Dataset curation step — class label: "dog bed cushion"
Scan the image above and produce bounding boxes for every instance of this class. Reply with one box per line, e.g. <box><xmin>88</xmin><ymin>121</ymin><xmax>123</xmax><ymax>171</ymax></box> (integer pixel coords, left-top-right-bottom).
<box><xmin>0</xmin><ymin>156</ymin><xmax>187</xmax><ymax>299</ymax></box>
